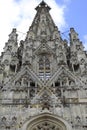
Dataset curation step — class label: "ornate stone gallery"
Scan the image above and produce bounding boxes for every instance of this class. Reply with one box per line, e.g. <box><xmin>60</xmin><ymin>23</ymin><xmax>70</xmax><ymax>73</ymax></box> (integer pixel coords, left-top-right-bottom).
<box><xmin>0</xmin><ymin>1</ymin><xmax>87</xmax><ymax>130</ymax></box>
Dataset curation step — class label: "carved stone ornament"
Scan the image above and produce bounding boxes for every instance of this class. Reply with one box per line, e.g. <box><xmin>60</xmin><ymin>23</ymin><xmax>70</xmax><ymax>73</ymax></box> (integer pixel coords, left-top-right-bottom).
<box><xmin>25</xmin><ymin>113</ymin><xmax>71</xmax><ymax>130</ymax></box>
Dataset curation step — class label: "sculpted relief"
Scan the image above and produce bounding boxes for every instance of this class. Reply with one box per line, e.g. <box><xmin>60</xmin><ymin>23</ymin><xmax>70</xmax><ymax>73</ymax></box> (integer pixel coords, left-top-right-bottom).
<box><xmin>32</xmin><ymin>122</ymin><xmax>60</xmax><ymax>130</ymax></box>
<box><xmin>25</xmin><ymin>114</ymin><xmax>69</xmax><ymax>130</ymax></box>
<box><xmin>27</xmin><ymin>120</ymin><xmax>63</xmax><ymax>130</ymax></box>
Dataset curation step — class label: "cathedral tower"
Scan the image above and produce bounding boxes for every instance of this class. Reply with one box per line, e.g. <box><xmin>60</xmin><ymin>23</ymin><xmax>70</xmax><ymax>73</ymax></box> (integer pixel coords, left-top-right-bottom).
<box><xmin>0</xmin><ymin>1</ymin><xmax>87</xmax><ymax>130</ymax></box>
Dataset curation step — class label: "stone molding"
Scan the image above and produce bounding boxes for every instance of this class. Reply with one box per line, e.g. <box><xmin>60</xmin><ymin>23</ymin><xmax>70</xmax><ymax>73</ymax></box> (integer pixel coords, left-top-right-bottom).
<box><xmin>22</xmin><ymin>113</ymin><xmax>72</xmax><ymax>130</ymax></box>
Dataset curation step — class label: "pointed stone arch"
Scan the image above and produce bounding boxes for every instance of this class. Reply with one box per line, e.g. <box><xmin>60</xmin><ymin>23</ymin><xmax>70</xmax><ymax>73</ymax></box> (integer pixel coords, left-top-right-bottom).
<box><xmin>22</xmin><ymin>113</ymin><xmax>72</xmax><ymax>130</ymax></box>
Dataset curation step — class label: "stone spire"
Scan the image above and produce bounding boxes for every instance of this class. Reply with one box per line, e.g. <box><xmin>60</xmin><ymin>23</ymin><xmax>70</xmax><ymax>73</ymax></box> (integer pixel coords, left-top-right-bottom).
<box><xmin>25</xmin><ymin>1</ymin><xmax>57</xmax><ymax>42</ymax></box>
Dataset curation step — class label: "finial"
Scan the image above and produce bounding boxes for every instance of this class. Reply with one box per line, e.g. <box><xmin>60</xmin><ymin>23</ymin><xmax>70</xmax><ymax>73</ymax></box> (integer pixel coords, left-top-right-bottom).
<box><xmin>35</xmin><ymin>0</ymin><xmax>51</xmax><ymax>11</ymax></box>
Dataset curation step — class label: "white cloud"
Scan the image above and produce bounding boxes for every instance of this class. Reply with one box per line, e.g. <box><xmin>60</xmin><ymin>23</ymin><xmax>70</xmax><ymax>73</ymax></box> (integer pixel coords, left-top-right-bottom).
<box><xmin>0</xmin><ymin>0</ymin><xmax>68</xmax><ymax>54</ymax></box>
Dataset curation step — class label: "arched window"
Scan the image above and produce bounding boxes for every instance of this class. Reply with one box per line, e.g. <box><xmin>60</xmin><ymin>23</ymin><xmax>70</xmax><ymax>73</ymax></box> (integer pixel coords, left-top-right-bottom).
<box><xmin>39</xmin><ymin>55</ymin><xmax>50</xmax><ymax>80</ymax></box>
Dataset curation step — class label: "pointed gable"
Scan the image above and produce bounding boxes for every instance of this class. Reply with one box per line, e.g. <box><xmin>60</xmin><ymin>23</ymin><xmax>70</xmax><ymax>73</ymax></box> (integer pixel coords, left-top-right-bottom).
<box><xmin>4</xmin><ymin>65</ymin><xmax>44</xmax><ymax>92</ymax></box>
<box><xmin>46</xmin><ymin>66</ymin><xmax>86</xmax><ymax>89</ymax></box>
<box><xmin>33</xmin><ymin>41</ymin><xmax>55</xmax><ymax>56</ymax></box>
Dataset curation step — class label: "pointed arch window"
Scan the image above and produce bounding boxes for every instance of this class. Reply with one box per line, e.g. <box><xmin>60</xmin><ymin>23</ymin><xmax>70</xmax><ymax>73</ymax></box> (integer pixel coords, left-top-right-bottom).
<box><xmin>39</xmin><ymin>55</ymin><xmax>50</xmax><ymax>80</ymax></box>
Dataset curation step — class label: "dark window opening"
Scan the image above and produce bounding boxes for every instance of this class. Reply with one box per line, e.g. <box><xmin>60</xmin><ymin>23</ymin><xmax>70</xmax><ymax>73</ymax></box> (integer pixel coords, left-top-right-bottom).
<box><xmin>19</xmin><ymin>61</ymin><xmax>22</xmax><ymax>66</ymax></box>
<box><xmin>10</xmin><ymin>65</ymin><xmax>16</xmax><ymax>72</ymax></box>
<box><xmin>69</xmin><ymin>81</ymin><xmax>71</xmax><ymax>85</ymax></box>
<box><xmin>51</xmin><ymin>84</ymin><xmax>53</xmax><ymax>87</ymax></box>
<box><xmin>30</xmin><ymin>82</ymin><xmax>35</xmax><ymax>87</ymax></box>
<box><xmin>55</xmin><ymin>81</ymin><xmax>60</xmax><ymax>87</ymax></box>
<box><xmin>67</xmin><ymin>60</ymin><xmax>70</xmax><ymax>67</ymax></box>
<box><xmin>74</xmin><ymin>64</ymin><xmax>79</xmax><ymax>71</ymax></box>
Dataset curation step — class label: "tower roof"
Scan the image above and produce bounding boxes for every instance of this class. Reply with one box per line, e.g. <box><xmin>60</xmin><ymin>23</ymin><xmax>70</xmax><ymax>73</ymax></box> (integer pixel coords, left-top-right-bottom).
<box><xmin>35</xmin><ymin>0</ymin><xmax>51</xmax><ymax>11</ymax></box>
<box><xmin>26</xmin><ymin>0</ymin><xmax>56</xmax><ymax>40</ymax></box>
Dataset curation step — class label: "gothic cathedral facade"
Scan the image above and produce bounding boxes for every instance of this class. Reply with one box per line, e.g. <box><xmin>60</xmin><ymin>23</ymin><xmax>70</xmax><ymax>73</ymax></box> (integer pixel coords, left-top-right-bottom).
<box><xmin>0</xmin><ymin>1</ymin><xmax>87</xmax><ymax>130</ymax></box>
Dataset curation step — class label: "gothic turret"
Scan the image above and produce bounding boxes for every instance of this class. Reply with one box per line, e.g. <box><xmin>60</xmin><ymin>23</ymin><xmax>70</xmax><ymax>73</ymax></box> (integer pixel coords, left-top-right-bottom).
<box><xmin>69</xmin><ymin>28</ymin><xmax>87</xmax><ymax>74</ymax></box>
<box><xmin>0</xmin><ymin>29</ymin><xmax>18</xmax><ymax>84</ymax></box>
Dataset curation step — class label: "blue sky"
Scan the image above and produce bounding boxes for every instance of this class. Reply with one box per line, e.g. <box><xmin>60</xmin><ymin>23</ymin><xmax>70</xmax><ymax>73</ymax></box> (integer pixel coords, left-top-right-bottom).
<box><xmin>60</xmin><ymin>0</ymin><xmax>87</xmax><ymax>47</ymax></box>
<box><xmin>0</xmin><ymin>0</ymin><xmax>87</xmax><ymax>53</ymax></box>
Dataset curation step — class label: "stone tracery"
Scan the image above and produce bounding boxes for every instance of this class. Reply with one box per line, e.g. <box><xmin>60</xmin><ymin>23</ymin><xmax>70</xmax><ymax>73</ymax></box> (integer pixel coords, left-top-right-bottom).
<box><xmin>32</xmin><ymin>121</ymin><xmax>60</xmax><ymax>130</ymax></box>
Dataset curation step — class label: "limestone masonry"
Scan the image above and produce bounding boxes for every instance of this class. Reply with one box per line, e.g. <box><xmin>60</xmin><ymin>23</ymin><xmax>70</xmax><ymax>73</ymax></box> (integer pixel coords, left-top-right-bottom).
<box><xmin>0</xmin><ymin>1</ymin><xmax>87</xmax><ymax>130</ymax></box>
